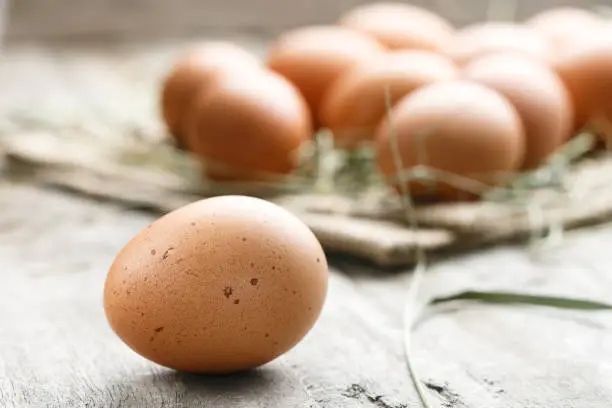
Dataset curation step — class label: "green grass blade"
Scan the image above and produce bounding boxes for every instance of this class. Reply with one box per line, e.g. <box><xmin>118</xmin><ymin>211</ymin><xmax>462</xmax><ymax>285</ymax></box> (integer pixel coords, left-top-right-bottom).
<box><xmin>430</xmin><ymin>290</ymin><xmax>612</xmax><ymax>310</ymax></box>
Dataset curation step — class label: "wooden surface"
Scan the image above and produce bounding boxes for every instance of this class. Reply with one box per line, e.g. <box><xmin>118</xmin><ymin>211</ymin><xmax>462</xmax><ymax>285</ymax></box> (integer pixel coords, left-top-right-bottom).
<box><xmin>6</xmin><ymin>0</ymin><xmax>607</xmax><ymax>43</ymax></box>
<box><xmin>2</xmin><ymin>178</ymin><xmax>612</xmax><ymax>408</ymax></box>
<box><xmin>1</xmin><ymin>38</ymin><xmax>612</xmax><ymax>408</ymax></box>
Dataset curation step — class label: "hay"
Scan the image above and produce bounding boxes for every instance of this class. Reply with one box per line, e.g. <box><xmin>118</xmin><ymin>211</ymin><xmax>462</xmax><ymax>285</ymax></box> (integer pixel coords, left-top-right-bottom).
<box><xmin>2</xmin><ymin>124</ymin><xmax>612</xmax><ymax>266</ymax></box>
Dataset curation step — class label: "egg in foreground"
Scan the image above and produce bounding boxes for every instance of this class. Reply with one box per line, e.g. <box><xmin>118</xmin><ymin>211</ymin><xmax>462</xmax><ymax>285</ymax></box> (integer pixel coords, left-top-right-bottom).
<box><xmin>376</xmin><ymin>81</ymin><xmax>525</xmax><ymax>200</ymax></box>
<box><xmin>104</xmin><ymin>195</ymin><xmax>329</xmax><ymax>374</ymax></box>
<box><xmin>337</xmin><ymin>2</ymin><xmax>454</xmax><ymax>52</ymax></box>
<box><xmin>160</xmin><ymin>42</ymin><xmax>261</xmax><ymax>145</ymax></box>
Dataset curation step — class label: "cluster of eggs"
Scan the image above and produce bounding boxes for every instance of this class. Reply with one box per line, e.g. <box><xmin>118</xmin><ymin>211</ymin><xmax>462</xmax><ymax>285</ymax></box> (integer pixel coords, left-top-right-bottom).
<box><xmin>161</xmin><ymin>3</ymin><xmax>612</xmax><ymax>200</ymax></box>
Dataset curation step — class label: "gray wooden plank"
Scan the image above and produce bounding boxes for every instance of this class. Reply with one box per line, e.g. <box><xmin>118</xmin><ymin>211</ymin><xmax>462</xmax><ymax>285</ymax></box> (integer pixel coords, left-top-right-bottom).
<box><xmin>3</xmin><ymin>178</ymin><xmax>612</xmax><ymax>407</ymax></box>
<box><xmin>0</xmin><ymin>181</ymin><xmax>424</xmax><ymax>408</ymax></box>
<box><xmin>341</xmin><ymin>228</ymin><xmax>612</xmax><ymax>408</ymax></box>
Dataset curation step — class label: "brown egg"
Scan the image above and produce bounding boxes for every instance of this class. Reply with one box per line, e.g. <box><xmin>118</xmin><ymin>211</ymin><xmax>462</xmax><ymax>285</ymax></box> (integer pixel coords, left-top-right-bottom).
<box><xmin>104</xmin><ymin>195</ymin><xmax>328</xmax><ymax>374</ymax></box>
<box><xmin>592</xmin><ymin>106</ymin><xmax>612</xmax><ymax>145</ymax></box>
<box><xmin>376</xmin><ymin>80</ymin><xmax>525</xmax><ymax>200</ymax></box>
<box><xmin>526</xmin><ymin>7</ymin><xmax>604</xmax><ymax>57</ymax></box>
<box><xmin>445</xmin><ymin>22</ymin><xmax>550</xmax><ymax>66</ymax></box>
<box><xmin>185</xmin><ymin>69</ymin><xmax>311</xmax><ymax>181</ymax></box>
<box><xmin>266</xmin><ymin>26</ymin><xmax>384</xmax><ymax>119</ymax></box>
<box><xmin>160</xmin><ymin>42</ymin><xmax>261</xmax><ymax>145</ymax></box>
<box><xmin>319</xmin><ymin>50</ymin><xmax>457</xmax><ymax>147</ymax></box>
<box><xmin>555</xmin><ymin>28</ymin><xmax>612</xmax><ymax>136</ymax></box>
<box><xmin>337</xmin><ymin>2</ymin><xmax>454</xmax><ymax>51</ymax></box>
<box><xmin>463</xmin><ymin>52</ymin><xmax>573</xmax><ymax>169</ymax></box>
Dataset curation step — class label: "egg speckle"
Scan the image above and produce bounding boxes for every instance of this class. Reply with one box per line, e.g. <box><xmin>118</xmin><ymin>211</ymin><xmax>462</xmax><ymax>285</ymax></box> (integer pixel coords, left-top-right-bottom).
<box><xmin>320</xmin><ymin>50</ymin><xmax>457</xmax><ymax>147</ymax></box>
<box><xmin>463</xmin><ymin>52</ymin><xmax>573</xmax><ymax>169</ymax></box>
<box><xmin>160</xmin><ymin>42</ymin><xmax>260</xmax><ymax>145</ymax></box>
<box><xmin>337</xmin><ymin>2</ymin><xmax>454</xmax><ymax>52</ymax></box>
<box><xmin>376</xmin><ymin>80</ymin><xmax>525</xmax><ymax>200</ymax></box>
<box><xmin>104</xmin><ymin>195</ymin><xmax>328</xmax><ymax>374</ymax></box>
<box><xmin>266</xmin><ymin>25</ymin><xmax>384</xmax><ymax>118</ymax></box>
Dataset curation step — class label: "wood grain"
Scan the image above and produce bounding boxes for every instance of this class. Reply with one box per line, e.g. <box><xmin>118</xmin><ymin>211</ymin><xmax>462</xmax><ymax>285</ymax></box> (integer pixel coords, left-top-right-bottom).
<box><xmin>2</xmin><ymin>179</ymin><xmax>612</xmax><ymax>407</ymax></box>
<box><xmin>6</xmin><ymin>0</ymin><xmax>605</xmax><ymax>42</ymax></box>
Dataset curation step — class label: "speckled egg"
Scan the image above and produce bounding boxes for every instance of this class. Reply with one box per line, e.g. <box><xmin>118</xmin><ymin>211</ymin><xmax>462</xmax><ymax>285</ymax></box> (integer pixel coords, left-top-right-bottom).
<box><xmin>103</xmin><ymin>195</ymin><xmax>328</xmax><ymax>374</ymax></box>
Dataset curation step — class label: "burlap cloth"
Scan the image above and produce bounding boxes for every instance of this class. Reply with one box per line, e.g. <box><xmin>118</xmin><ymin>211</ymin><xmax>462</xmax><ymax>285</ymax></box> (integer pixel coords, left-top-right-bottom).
<box><xmin>2</xmin><ymin>123</ymin><xmax>612</xmax><ymax>266</ymax></box>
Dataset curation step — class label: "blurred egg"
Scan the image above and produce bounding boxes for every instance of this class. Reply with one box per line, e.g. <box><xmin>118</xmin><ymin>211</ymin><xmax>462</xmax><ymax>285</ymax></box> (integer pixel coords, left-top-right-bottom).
<box><xmin>594</xmin><ymin>106</ymin><xmax>612</xmax><ymax>147</ymax></box>
<box><xmin>376</xmin><ymin>80</ymin><xmax>525</xmax><ymax>200</ymax></box>
<box><xmin>526</xmin><ymin>7</ymin><xmax>604</xmax><ymax>57</ymax></box>
<box><xmin>266</xmin><ymin>26</ymin><xmax>384</xmax><ymax>118</ymax></box>
<box><xmin>185</xmin><ymin>69</ymin><xmax>311</xmax><ymax>181</ymax></box>
<box><xmin>320</xmin><ymin>50</ymin><xmax>457</xmax><ymax>147</ymax></box>
<box><xmin>463</xmin><ymin>52</ymin><xmax>573</xmax><ymax>169</ymax></box>
<box><xmin>555</xmin><ymin>28</ymin><xmax>612</xmax><ymax>136</ymax></box>
<box><xmin>591</xmin><ymin>107</ymin><xmax>612</xmax><ymax>144</ymax></box>
<box><xmin>337</xmin><ymin>2</ymin><xmax>454</xmax><ymax>51</ymax></box>
<box><xmin>160</xmin><ymin>42</ymin><xmax>261</xmax><ymax>145</ymax></box>
<box><xmin>104</xmin><ymin>195</ymin><xmax>328</xmax><ymax>374</ymax></box>
<box><xmin>445</xmin><ymin>22</ymin><xmax>550</xmax><ymax>66</ymax></box>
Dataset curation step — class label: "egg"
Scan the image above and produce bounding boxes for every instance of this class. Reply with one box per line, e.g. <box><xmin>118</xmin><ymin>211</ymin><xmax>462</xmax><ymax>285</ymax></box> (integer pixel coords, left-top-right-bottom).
<box><xmin>185</xmin><ymin>69</ymin><xmax>312</xmax><ymax>181</ymax></box>
<box><xmin>337</xmin><ymin>2</ymin><xmax>454</xmax><ymax>51</ymax></box>
<box><xmin>104</xmin><ymin>195</ymin><xmax>328</xmax><ymax>374</ymax></box>
<box><xmin>160</xmin><ymin>42</ymin><xmax>261</xmax><ymax>145</ymax></box>
<box><xmin>445</xmin><ymin>22</ymin><xmax>550</xmax><ymax>66</ymax></box>
<box><xmin>554</xmin><ymin>27</ymin><xmax>612</xmax><ymax>136</ymax></box>
<box><xmin>525</xmin><ymin>7</ymin><xmax>604</xmax><ymax>57</ymax></box>
<box><xmin>591</xmin><ymin>107</ymin><xmax>612</xmax><ymax>145</ymax></box>
<box><xmin>266</xmin><ymin>26</ymin><xmax>384</xmax><ymax>119</ymax></box>
<box><xmin>463</xmin><ymin>52</ymin><xmax>573</xmax><ymax>169</ymax></box>
<box><xmin>376</xmin><ymin>80</ymin><xmax>525</xmax><ymax>200</ymax></box>
<box><xmin>319</xmin><ymin>50</ymin><xmax>457</xmax><ymax>147</ymax></box>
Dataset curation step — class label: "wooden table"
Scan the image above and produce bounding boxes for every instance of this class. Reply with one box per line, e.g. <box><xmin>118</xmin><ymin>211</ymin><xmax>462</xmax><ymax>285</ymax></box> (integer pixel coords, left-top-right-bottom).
<box><xmin>2</xmin><ymin>40</ymin><xmax>612</xmax><ymax>408</ymax></box>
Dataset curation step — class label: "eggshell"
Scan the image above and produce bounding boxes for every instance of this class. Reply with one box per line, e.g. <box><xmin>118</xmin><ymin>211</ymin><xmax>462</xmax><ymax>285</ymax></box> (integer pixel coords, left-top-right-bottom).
<box><xmin>591</xmin><ymin>107</ymin><xmax>612</xmax><ymax>145</ymax></box>
<box><xmin>463</xmin><ymin>52</ymin><xmax>573</xmax><ymax>169</ymax></box>
<box><xmin>185</xmin><ymin>69</ymin><xmax>312</xmax><ymax>181</ymax></box>
<box><xmin>445</xmin><ymin>22</ymin><xmax>550</xmax><ymax>66</ymax></box>
<box><xmin>160</xmin><ymin>42</ymin><xmax>261</xmax><ymax>145</ymax></box>
<box><xmin>319</xmin><ymin>50</ymin><xmax>457</xmax><ymax>147</ymax></box>
<box><xmin>526</xmin><ymin>7</ymin><xmax>604</xmax><ymax>57</ymax></box>
<box><xmin>554</xmin><ymin>27</ymin><xmax>612</xmax><ymax>136</ymax></box>
<box><xmin>266</xmin><ymin>26</ymin><xmax>384</xmax><ymax>119</ymax></box>
<box><xmin>376</xmin><ymin>80</ymin><xmax>525</xmax><ymax>200</ymax></box>
<box><xmin>104</xmin><ymin>195</ymin><xmax>328</xmax><ymax>374</ymax></box>
<box><xmin>337</xmin><ymin>2</ymin><xmax>454</xmax><ymax>51</ymax></box>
